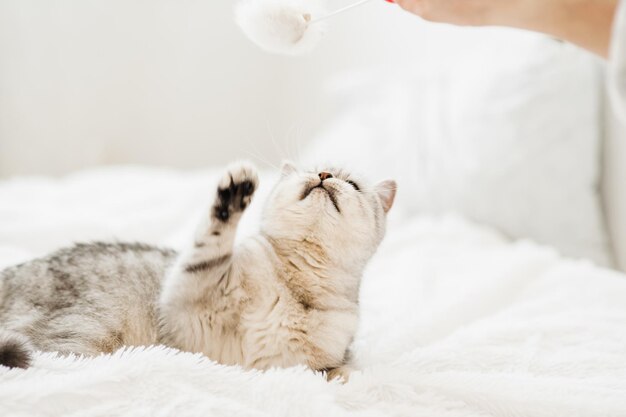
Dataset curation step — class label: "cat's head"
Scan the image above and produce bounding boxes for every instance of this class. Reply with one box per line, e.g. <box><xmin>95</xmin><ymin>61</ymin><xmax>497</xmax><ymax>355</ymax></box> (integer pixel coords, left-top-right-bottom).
<box><xmin>261</xmin><ymin>161</ymin><xmax>396</xmax><ymax>271</ymax></box>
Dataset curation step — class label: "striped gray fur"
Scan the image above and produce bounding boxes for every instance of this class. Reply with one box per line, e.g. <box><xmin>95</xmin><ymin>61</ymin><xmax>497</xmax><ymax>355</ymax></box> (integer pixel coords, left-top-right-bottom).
<box><xmin>0</xmin><ymin>161</ymin><xmax>396</xmax><ymax>381</ymax></box>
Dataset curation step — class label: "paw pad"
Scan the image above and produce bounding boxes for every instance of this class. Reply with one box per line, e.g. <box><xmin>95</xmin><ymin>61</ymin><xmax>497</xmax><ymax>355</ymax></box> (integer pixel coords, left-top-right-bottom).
<box><xmin>213</xmin><ymin>163</ymin><xmax>258</xmax><ymax>221</ymax></box>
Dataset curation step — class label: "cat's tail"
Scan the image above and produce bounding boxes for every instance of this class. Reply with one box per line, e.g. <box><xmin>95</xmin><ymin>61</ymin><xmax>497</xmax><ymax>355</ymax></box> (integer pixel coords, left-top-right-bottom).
<box><xmin>0</xmin><ymin>330</ymin><xmax>33</xmax><ymax>369</ymax></box>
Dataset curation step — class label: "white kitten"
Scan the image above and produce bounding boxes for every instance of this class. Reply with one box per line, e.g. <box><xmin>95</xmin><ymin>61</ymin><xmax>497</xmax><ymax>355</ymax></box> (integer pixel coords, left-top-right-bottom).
<box><xmin>0</xmin><ymin>161</ymin><xmax>396</xmax><ymax>380</ymax></box>
<box><xmin>159</xmin><ymin>161</ymin><xmax>396</xmax><ymax>375</ymax></box>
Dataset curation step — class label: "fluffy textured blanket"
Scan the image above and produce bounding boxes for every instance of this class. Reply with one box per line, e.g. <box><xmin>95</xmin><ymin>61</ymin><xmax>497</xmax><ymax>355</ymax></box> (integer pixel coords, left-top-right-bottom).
<box><xmin>1</xmin><ymin>167</ymin><xmax>626</xmax><ymax>416</ymax></box>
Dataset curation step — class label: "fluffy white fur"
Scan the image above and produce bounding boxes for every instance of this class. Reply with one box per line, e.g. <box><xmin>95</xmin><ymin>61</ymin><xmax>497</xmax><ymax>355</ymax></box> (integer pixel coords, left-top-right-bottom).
<box><xmin>235</xmin><ymin>0</ymin><xmax>328</xmax><ymax>55</ymax></box>
<box><xmin>2</xmin><ymin>189</ymin><xmax>626</xmax><ymax>415</ymax></box>
<box><xmin>158</xmin><ymin>162</ymin><xmax>395</xmax><ymax>372</ymax></box>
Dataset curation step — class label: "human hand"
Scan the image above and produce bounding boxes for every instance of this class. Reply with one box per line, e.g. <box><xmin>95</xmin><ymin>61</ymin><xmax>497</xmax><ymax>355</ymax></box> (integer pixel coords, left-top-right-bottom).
<box><xmin>393</xmin><ymin>0</ymin><xmax>518</xmax><ymax>26</ymax></box>
<box><xmin>392</xmin><ymin>0</ymin><xmax>618</xmax><ymax>57</ymax></box>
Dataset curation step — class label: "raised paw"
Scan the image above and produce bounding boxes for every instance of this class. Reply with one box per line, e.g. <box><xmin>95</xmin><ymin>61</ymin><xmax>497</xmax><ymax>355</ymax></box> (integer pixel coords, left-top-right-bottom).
<box><xmin>213</xmin><ymin>162</ymin><xmax>259</xmax><ymax>222</ymax></box>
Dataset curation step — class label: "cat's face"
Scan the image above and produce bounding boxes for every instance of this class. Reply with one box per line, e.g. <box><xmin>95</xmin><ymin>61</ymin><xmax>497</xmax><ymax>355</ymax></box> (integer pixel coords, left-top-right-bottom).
<box><xmin>261</xmin><ymin>162</ymin><xmax>396</xmax><ymax>270</ymax></box>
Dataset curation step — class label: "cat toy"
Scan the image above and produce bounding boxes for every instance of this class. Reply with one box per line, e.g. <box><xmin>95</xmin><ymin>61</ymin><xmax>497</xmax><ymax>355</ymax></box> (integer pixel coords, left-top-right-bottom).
<box><xmin>235</xmin><ymin>0</ymin><xmax>394</xmax><ymax>55</ymax></box>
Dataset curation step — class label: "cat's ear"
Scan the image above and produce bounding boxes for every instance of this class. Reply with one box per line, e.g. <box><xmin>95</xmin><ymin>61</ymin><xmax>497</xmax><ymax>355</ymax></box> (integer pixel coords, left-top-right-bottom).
<box><xmin>280</xmin><ymin>160</ymin><xmax>298</xmax><ymax>177</ymax></box>
<box><xmin>375</xmin><ymin>180</ymin><xmax>397</xmax><ymax>213</ymax></box>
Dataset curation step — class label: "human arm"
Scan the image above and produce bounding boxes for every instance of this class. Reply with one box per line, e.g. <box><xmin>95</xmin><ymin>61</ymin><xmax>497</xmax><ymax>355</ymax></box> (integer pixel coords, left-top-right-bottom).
<box><xmin>394</xmin><ymin>0</ymin><xmax>619</xmax><ymax>57</ymax></box>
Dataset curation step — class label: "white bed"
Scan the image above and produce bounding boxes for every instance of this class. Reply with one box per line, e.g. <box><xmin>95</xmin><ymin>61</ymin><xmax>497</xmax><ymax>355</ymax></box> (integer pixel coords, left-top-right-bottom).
<box><xmin>1</xmin><ymin>5</ymin><xmax>626</xmax><ymax>414</ymax></box>
<box><xmin>1</xmin><ymin>167</ymin><xmax>625</xmax><ymax>417</ymax></box>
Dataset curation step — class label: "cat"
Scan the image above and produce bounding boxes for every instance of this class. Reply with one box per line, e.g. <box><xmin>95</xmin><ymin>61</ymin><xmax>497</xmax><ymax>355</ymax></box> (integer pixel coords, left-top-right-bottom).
<box><xmin>0</xmin><ymin>161</ymin><xmax>396</xmax><ymax>379</ymax></box>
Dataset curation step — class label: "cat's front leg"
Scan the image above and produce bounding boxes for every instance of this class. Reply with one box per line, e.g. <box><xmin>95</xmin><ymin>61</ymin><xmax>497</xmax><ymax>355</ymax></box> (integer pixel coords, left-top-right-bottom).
<box><xmin>159</xmin><ymin>162</ymin><xmax>258</xmax><ymax>349</ymax></box>
<box><xmin>189</xmin><ymin>161</ymin><xmax>258</xmax><ymax>267</ymax></box>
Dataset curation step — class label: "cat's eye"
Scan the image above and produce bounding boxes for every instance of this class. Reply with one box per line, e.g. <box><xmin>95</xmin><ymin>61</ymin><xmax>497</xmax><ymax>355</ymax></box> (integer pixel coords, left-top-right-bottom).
<box><xmin>346</xmin><ymin>180</ymin><xmax>360</xmax><ymax>191</ymax></box>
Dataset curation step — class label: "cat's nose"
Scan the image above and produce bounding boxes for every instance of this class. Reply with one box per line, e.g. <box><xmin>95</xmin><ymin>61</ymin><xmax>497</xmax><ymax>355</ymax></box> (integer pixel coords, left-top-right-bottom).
<box><xmin>318</xmin><ymin>172</ymin><xmax>333</xmax><ymax>181</ymax></box>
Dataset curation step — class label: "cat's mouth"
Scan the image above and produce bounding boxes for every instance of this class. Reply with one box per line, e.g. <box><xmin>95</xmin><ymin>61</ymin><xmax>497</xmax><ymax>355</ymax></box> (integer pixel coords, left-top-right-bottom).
<box><xmin>301</xmin><ymin>183</ymin><xmax>340</xmax><ymax>213</ymax></box>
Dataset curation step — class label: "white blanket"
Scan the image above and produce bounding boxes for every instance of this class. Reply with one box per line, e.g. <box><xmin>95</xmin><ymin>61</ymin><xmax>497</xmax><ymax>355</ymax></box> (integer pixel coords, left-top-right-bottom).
<box><xmin>1</xmin><ymin>167</ymin><xmax>626</xmax><ymax>417</ymax></box>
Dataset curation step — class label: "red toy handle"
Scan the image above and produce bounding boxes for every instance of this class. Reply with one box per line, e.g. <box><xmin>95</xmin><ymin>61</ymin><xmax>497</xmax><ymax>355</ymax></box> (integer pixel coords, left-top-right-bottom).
<box><xmin>385</xmin><ymin>0</ymin><xmax>395</xmax><ymax>2</ymax></box>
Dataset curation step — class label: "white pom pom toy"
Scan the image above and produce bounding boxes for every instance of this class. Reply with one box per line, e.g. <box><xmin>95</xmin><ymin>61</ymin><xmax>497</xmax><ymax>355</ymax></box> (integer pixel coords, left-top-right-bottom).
<box><xmin>235</xmin><ymin>0</ymin><xmax>389</xmax><ymax>56</ymax></box>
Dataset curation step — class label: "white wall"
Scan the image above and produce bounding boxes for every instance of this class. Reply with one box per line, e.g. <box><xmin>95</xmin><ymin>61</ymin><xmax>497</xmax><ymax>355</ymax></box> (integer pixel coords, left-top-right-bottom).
<box><xmin>0</xmin><ymin>0</ymin><xmax>482</xmax><ymax>177</ymax></box>
<box><xmin>2</xmin><ymin>0</ymin><xmax>624</xmax><ymax>269</ymax></box>
<box><xmin>0</xmin><ymin>0</ymin><xmax>277</xmax><ymax>176</ymax></box>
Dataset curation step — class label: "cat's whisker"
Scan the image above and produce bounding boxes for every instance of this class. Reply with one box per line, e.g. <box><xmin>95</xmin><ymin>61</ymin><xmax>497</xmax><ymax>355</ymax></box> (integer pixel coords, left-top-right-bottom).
<box><xmin>242</xmin><ymin>147</ymin><xmax>280</xmax><ymax>171</ymax></box>
<box><xmin>285</xmin><ymin>122</ymin><xmax>303</xmax><ymax>165</ymax></box>
<box><xmin>267</xmin><ymin>120</ymin><xmax>290</xmax><ymax>163</ymax></box>
<box><xmin>243</xmin><ymin>152</ymin><xmax>273</xmax><ymax>170</ymax></box>
<box><xmin>237</xmin><ymin>136</ymin><xmax>281</xmax><ymax>171</ymax></box>
<box><xmin>286</xmin><ymin>124</ymin><xmax>295</xmax><ymax>164</ymax></box>
<box><xmin>292</xmin><ymin>125</ymin><xmax>306</xmax><ymax>166</ymax></box>
<box><xmin>289</xmin><ymin>125</ymin><xmax>304</xmax><ymax>165</ymax></box>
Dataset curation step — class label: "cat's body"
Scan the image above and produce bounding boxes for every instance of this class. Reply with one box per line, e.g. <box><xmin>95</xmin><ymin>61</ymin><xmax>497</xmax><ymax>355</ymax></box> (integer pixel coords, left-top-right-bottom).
<box><xmin>0</xmin><ymin>162</ymin><xmax>396</xmax><ymax>375</ymax></box>
<box><xmin>0</xmin><ymin>242</ymin><xmax>174</xmax><ymax>357</ymax></box>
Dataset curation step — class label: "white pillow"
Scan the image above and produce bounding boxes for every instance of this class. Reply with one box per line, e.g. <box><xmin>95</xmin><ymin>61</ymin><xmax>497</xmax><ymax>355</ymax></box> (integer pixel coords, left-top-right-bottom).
<box><xmin>306</xmin><ymin>29</ymin><xmax>612</xmax><ymax>266</ymax></box>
